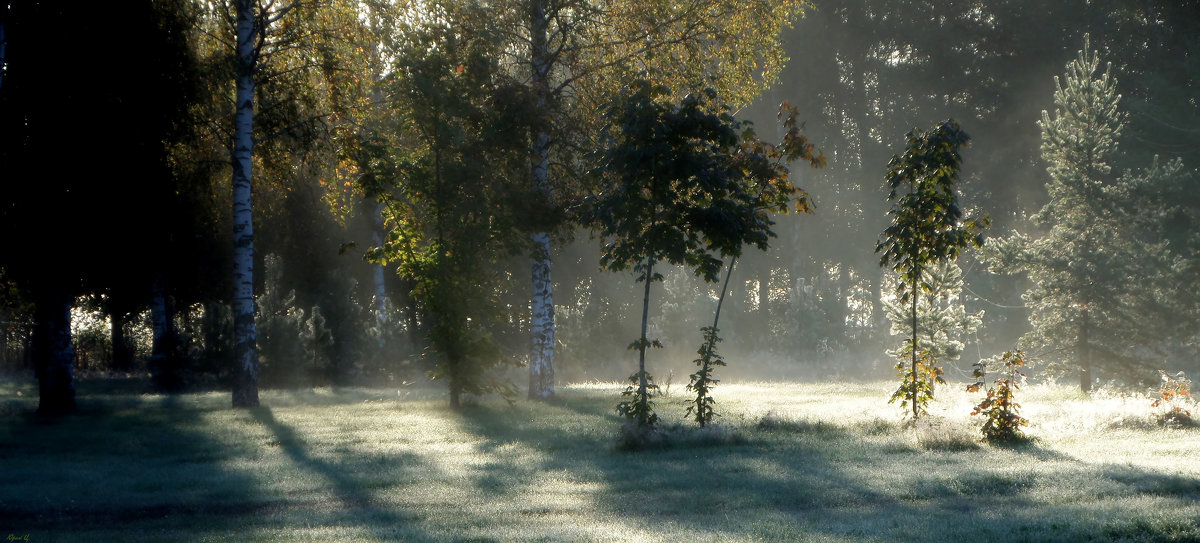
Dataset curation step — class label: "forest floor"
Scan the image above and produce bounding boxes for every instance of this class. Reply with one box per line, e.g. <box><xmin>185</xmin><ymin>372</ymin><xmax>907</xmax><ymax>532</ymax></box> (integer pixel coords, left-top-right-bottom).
<box><xmin>0</xmin><ymin>379</ymin><xmax>1198</xmax><ymax>542</ymax></box>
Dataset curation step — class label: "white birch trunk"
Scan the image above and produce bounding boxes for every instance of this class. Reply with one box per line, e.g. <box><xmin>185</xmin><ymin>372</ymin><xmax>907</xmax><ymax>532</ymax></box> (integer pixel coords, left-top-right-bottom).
<box><xmin>527</xmin><ymin>0</ymin><xmax>555</xmax><ymax>399</ymax></box>
<box><xmin>372</xmin><ymin>200</ymin><xmax>389</xmax><ymax>335</ymax></box>
<box><xmin>231</xmin><ymin>0</ymin><xmax>259</xmax><ymax>408</ymax></box>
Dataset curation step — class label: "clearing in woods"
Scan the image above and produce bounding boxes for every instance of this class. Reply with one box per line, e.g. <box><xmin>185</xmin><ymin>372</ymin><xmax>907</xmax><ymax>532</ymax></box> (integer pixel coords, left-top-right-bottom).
<box><xmin>0</xmin><ymin>380</ymin><xmax>1197</xmax><ymax>542</ymax></box>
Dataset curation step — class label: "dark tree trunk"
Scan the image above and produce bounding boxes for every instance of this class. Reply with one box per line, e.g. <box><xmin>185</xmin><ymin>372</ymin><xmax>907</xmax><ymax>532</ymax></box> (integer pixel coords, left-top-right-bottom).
<box><xmin>151</xmin><ymin>271</ymin><xmax>183</xmax><ymax>391</ymax></box>
<box><xmin>637</xmin><ymin>260</ymin><xmax>654</xmax><ymax>426</ymax></box>
<box><xmin>110</xmin><ymin>308</ymin><xmax>133</xmax><ymax>372</ymax></box>
<box><xmin>835</xmin><ymin>262</ymin><xmax>849</xmax><ymax>335</ymax></box>
<box><xmin>870</xmin><ymin>272</ymin><xmax>885</xmax><ymax>337</ymax></box>
<box><xmin>33</xmin><ymin>286</ymin><xmax>75</xmax><ymax>415</ymax></box>
<box><xmin>401</xmin><ymin>278</ymin><xmax>421</xmax><ymax>352</ymax></box>
<box><xmin>202</xmin><ymin>300</ymin><xmax>228</xmax><ymax>374</ymax></box>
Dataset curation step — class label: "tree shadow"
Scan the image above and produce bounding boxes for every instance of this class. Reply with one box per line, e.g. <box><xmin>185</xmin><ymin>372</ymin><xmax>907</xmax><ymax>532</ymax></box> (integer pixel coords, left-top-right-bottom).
<box><xmin>451</xmin><ymin>391</ymin><xmax>1200</xmax><ymax>541</ymax></box>
<box><xmin>454</xmin><ymin>398</ymin><xmax>919</xmax><ymax>540</ymax></box>
<box><xmin>0</xmin><ymin>391</ymin><xmax>436</xmax><ymax>541</ymax></box>
<box><xmin>0</xmin><ymin>398</ymin><xmax>270</xmax><ymax>539</ymax></box>
<box><xmin>1102</xmin><ymin>464</ymin><xmax>1200</xmax><ymax>499</ymax></box>
<box><xmin>249</xmin><ymin>406</ymin><xmax>431</xmax><ymax>538</ymax></box>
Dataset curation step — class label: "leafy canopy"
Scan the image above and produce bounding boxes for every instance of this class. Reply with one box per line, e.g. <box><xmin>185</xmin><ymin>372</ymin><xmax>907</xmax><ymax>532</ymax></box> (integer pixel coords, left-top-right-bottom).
<box><xmin>587</xmin><ymin>79</ymin><xmax>819</xmax><ymax>282</ymax></box>
<box><xmin>877</xmin><ymin>119</ymin><xmax>987</xmax><ymax>304</ymax></box>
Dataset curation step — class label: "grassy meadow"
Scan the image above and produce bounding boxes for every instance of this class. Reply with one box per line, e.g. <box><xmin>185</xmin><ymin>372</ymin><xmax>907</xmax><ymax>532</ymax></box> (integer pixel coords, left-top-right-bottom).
<box><xmin>1</xmin><ymin>378</ymin><xmax>1198</xmax><ymax>542</ymax></box>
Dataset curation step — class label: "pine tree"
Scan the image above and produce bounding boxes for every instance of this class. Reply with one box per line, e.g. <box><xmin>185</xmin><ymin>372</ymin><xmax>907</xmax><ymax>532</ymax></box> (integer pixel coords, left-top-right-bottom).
<box><xmin>884</xmin><ymin>260</ymin><xmax>983</xmax><ymax>371</ymax></box>
<box><xmin>982</xmin><ymin>35</ymin><xmax>1174</xmax><ymax>391</ymax></box>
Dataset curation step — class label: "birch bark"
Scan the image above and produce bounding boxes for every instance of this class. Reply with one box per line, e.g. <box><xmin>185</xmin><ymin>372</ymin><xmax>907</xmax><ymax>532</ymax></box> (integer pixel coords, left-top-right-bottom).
<box><xmin>372</xmin><ymin>200</ymin><xmax>389</xmax><ymax>338</ymax></box>
<box><xmin>527</xmin><ymin>0</ymin><xmax>555</xmax><ymax>399</ymax></box>
<box><xmin>231</xmin><ymin>0</ymin><xmax>259</xmax><ymax>408</ymax></box>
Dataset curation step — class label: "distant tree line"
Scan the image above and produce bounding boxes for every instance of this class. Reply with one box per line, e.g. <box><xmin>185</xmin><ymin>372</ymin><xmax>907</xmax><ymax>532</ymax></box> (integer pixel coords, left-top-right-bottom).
<box><xmin>1</xmin><ymin>0</ymin><xmax>1198</xmax><ymax>415</ymax></box>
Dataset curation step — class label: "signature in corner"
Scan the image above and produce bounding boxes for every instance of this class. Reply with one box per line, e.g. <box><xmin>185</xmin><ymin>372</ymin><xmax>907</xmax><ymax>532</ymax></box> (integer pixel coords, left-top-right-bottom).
<box><xmin>6</xmin><ymin>534</ymin><xmax>30</xmax><ymax>542</ymax></box>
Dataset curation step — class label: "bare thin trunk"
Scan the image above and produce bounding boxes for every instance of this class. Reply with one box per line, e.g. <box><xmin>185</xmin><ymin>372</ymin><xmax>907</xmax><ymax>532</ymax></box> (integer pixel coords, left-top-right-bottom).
<box><xmin>1079</xmin><ymin>305</ymin><xmax>1092</xmax><ymax>393</ymax></box>
<box><xmin>695</xmin><ymin>258</ymin><xmax>737</xmax><ymax>427</ymax></box>
<box><xmin>911</xmin><ymin>270</ymin><xmax>919</xmax><ymax>420</ymax></box>
<box><xmin>713</xmin><ymin>258</ymin><xmax>736</xmax><ymax>330</ymax></box>
<box><xmin>527</xmin><ymin>0</ymin><xmax>555</xmax><ymax>400</ymax></box>
<box><xmin>637</xmin><ymin>260</ymin><xmax>654</xmax><ymax>425</ymax></box>
<box><xmin>231</xmin><ymin>0</ymin><xmax>259</xmax><ymax>408</ymax></box>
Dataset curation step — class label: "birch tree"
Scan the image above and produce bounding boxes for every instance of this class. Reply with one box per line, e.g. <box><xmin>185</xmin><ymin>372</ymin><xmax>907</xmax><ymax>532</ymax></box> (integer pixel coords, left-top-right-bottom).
<box><xmin>230</xmin><ymin>0</ymin><xmax>262</xmax><ymax>407</ymax></box>
<box><xmin>194</xmin><ymin>0</ymin><xmax>319</xmax><ymax>407</ymax></box>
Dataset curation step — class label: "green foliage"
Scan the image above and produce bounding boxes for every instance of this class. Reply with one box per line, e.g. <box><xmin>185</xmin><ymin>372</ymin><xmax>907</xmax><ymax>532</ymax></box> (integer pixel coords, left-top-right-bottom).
<box><xmin>981</xmin><ymin>36</ymin><xmax>1196</xmax><ymax>390</ymax></box>
<box><xmin>888</xmin><ymin>341</ymin><xmax>944</xmax><ymax>420</ymax></box>
<box><xmin>1151</xmin><ymin>370</ymin><xmax>1195</xmax><ymax>427</ymax></box>
<box><xmin>968</xmin><ymin>350</ymin><xmax>1030</xmax><ymax>444</ymax></box>
<box><xmin>366</xmin><ymin>6</ymin><xmax>531</xmax><ymax>407</ymax></box>
<box><xmin>1038</xmin><ymin>34</ymin><xmax>1124</xmax><ymax>192</ymax></box>
<box><xmin>616</xmin><ymin>370</ymin><xmax>661</xmax><ymax>427</ymax></box>
<box><xmin>878</xmin><ymin>119</ymin><xmax>987</xmax><ymax>419</ymax></box>
<box><xmin>686</xmin><ymin>326</ymin><xmax>726</xmax><ymax>427</ymax></box>
<box><xmin>877</xmin><ymin>120</ymin><xmax>987</xmax><ymax>302</ymax></box>
<box><xmin>587</xmin><ymin>79</ymin><xmax>816</xmax><ymax>283</ymax></box>
<box><xmin>587</xmin><ymin>79</ymin><xmax>818</xmax><ymax>427</ymax></box>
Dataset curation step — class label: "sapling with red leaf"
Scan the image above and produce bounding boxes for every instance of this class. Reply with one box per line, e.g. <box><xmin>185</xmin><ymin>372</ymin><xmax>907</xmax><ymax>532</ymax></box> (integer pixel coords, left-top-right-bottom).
<box><xmin>968</xmin><ymin>350</ymin><xmax>1030</xmax><ymax>444</ymax></box>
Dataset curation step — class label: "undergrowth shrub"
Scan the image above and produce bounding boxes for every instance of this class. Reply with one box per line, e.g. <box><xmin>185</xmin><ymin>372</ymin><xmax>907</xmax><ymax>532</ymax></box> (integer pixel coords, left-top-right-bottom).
<box><xmin>968</xmin><ymin>350</ymin><xmax>1030</xmax><ymax>444</ymax></box>
<box><xmin>615</xmin><ymin>421</ymin><xmax>746</xmax><ymax>451</ymax></box>
<box><xmin>686</xmin><ymin>326</ymin><xmax>725</xmax><ymax>427</ymax></box>
<box><xmin>889</xmin><ymin>342</ymin><xmax>944</xmax><ymax>420</ymax></box>
<box><xmin>756</xmin><ymin>413</ymin><xmax>840</xmax><ymax>436</ymax></box>
<box><xmin>616</xmin><ymin>370</ymin><xmax>660</xmax><ymax>427</ymax></box>
<box><xmin>1151</xmin><ymin>370</ymin><xmax>1196</xmax><ymax>428</ymax></box>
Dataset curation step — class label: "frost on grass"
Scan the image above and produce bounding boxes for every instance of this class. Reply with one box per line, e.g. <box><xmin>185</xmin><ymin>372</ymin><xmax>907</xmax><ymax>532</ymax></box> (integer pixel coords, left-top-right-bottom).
<box><xmin>755</xmin><ymin>412</ymin><xmax>844</xmax><ymax>436</ymax></box>
<box><xmin>908</xmin><ymin>417</ymin><xmax>982</xmax><ymax>451</ymax></box>
<box><xmin>614</xmin><ymin>421</ymin><xmax>747</xmax><ymax>452</ymax></box>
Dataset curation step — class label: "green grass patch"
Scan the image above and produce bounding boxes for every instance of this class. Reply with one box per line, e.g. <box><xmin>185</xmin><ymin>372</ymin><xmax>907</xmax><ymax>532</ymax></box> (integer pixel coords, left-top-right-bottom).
<box><xmin>1</xmin><ymin>380</ymin><xmax>1198</xmax><ymax>541</ymax></box>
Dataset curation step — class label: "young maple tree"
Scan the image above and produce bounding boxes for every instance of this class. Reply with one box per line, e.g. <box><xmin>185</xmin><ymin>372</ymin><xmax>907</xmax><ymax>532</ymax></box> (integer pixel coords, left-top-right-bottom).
<box><xmin>968</xmin><ymin>350</ymin><xmax>1030</xmax><ymax>444</ymax></box>
<box><xmin>877</xmin><ymin>119</ymin><xmax>987</xmax><ymax>420</ymax></box>
<box><xmin>587</xmin><ymin>80</ymin><xmax>820</xmax><ymax>428</ymax></box>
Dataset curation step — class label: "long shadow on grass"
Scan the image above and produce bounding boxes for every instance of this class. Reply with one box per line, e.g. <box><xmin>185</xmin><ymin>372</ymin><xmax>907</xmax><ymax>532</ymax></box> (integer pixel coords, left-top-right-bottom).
<box><xmin>456</xmin><ymin>395</ymin><xmax>1200</xmax><ymax>541</ymax></box>
<box><xmin>0</xmin><ymin>397</ymin><xmax>272</xmax><ymax>540</ymax></box>
<box><xmin>250</xmin><ymin>407</ymin><xmax>430</xmax><ymax>539</ymax></box>
<box><xmin>455</xmin><ymin>399</ymin><xmax>919</xmax><ymax>540</ymax></box>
